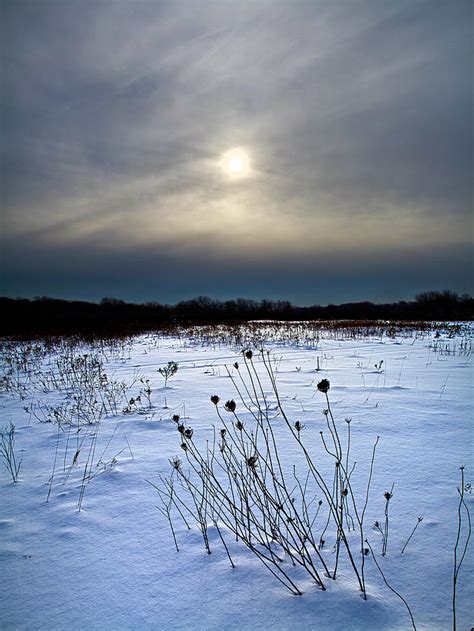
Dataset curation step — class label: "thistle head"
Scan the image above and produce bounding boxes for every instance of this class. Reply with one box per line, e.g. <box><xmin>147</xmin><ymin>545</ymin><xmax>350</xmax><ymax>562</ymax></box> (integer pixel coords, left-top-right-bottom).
<box><xmin>317</xmin><ymin>379</ymin><xmax>330</xmax><ymax>394</ymax></box>
<box><xmin>170</xmin><ymin>456</ymin><xmax>181</xmax><ymax>470</ymax></box>
<box><xmin>224</xmin><ymin>399</ymin><xmax>236</xmax><ymax>413</ymax></box>
<box><xmin>247</xmin><ymin>455</ymin><xmax>258</xmax><ymax>469</ymax></box>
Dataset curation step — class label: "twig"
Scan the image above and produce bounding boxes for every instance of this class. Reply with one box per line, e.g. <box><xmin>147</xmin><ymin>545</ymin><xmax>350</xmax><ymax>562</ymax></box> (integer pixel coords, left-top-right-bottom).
<box><xmin>453</xmin><ymin>466</ymin><xmax>472</xmax><ymax>631</ymax></box>
<box><xmin>401</xmin><ymin>517</ymin><xmax>423</xmax><ymax>555</ymax></box>
<box><xmin>365</xmin><ymin>539</ymin><xmax>416</xmax><ymax>631</ymax></box>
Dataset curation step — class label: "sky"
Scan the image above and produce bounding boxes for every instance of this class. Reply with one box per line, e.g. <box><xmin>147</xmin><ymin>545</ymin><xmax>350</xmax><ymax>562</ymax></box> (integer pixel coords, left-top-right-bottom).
<box><xmin>1</xmin><ymin>0</ymin><xmax>472</xmax><ymax>306</ymax></box>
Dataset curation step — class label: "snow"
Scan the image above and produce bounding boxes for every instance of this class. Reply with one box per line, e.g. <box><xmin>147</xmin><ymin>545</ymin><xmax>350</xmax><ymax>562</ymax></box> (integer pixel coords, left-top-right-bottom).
<box><xmin>1</xmin><ymin>324</ymin><xmax>472</xmax><ymax>630</ymax></box>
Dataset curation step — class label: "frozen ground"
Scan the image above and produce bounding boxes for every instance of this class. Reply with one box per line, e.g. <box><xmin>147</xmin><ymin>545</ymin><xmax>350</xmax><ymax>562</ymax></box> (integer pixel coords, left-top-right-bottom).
<box><xmin>1</xmin><ymin>323</ymin><xmax>472</xmax><ymax>630</ymax></box>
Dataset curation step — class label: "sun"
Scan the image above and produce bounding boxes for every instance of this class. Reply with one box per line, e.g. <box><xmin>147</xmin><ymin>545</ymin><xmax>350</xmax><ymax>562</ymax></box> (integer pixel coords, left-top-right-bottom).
<box><xmin>221</xmin><ymin>148</ymin><xmax>250</xmax><ymax>178</ymax></box>
<box><xmin>228</xmin><ymin>155</ymin><xmax>245</xmax><ymax>174</ymax></box>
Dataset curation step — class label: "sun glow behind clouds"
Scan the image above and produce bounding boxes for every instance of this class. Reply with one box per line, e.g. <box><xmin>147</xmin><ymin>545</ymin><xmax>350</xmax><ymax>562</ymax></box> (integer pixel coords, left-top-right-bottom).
<box><xmin>221</xmin><ymin>148</ymin><xmax>250</xmax><ymax>178</ymax></box>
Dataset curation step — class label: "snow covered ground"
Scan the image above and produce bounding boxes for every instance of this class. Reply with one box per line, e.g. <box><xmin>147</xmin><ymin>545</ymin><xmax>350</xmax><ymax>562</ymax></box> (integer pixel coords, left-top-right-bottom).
<box><xmin>1</xmin><ymin>323</ymin><xmax>472</xmax><ymax>630</ymax></box>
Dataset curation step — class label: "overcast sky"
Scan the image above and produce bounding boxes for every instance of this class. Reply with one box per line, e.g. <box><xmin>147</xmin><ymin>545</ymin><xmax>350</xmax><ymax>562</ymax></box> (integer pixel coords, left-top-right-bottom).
<box><xmin>1</xmin><ymin>0</ymin><xmax>472</xmax><ymax>305</ymax></box>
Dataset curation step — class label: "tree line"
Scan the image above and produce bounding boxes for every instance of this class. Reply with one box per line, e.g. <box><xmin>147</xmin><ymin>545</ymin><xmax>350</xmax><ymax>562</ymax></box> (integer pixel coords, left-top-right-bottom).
<box><xmin>0</xmin><ymin>290</ymin><xmax>472</xmax><ymax>336</ymax></box>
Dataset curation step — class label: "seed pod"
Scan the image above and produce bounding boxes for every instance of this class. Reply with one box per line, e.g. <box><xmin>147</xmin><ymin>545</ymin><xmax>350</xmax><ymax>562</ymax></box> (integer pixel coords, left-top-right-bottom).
<box><xmin>224</xmin><ymin>399</ymin><xmax>236</xmax><ymax>413</ymax></box>
<box><xmin>317</xmin><ymin>379</ymin><xmax>330</xmax><ymax>393</ymax></box>
<box><xmin>247</xmin><ymin>455</ymin><xmax>258</xmax><ymax>468</ymax></box>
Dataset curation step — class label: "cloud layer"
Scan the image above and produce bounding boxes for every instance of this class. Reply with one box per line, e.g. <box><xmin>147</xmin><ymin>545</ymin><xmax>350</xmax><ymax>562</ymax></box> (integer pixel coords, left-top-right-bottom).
<box><xmin>2</xmin><ymin>0</ymin><xmax>472</xmax><ymax>304</ymax></box>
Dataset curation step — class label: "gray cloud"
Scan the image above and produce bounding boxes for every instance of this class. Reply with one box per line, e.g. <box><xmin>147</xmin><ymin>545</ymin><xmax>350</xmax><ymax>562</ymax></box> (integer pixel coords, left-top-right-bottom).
<box><xmin>1</xmin><ymin>0</ymin><xmax>472</xmax><ymax>303</ymax></box>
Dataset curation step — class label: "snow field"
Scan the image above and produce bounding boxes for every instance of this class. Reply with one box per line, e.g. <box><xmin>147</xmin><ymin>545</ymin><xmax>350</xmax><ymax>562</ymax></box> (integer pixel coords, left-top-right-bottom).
<box><xmin>1</xmin><ymin>324</ymin><xmax>472</xmax><ymax>630</ymax></box>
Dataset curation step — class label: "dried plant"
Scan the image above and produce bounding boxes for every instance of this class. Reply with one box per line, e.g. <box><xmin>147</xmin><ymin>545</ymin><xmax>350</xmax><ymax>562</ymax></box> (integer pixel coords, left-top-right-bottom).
<box><xmin>158</xmin><ymin>361</ymin><xmax>179</xmax><ymax>388</ymax></box>
<box><xmin>0</xmin><ymin>422</ymin><xmax>22</xmax><ymax>482</ymax></box>
<box><xmin>401</xmin><ymin>516</ymin><xmax>423</xmax><ymax>555</ymax></box>
<box><xmin>151</xmin><ymin>349</ymin><xmax>382</xmax><ymax>599</ymax></box>
<box><xmin>365</xmin><ymin>539</ymin><xmax>417</xmax><ymax>631</ymax></box>
<box><xmin>453</xmin><ymin>466</ymin><xmax>471</xmax><ymax>631</ymax></box>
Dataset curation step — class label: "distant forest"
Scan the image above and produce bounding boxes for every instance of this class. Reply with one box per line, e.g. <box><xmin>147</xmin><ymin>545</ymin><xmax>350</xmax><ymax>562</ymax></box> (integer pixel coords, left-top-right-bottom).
<box><xmin>0</xmin><ymin>290</ymin><xmax>472</xmax><ymax>337</ymax></box>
